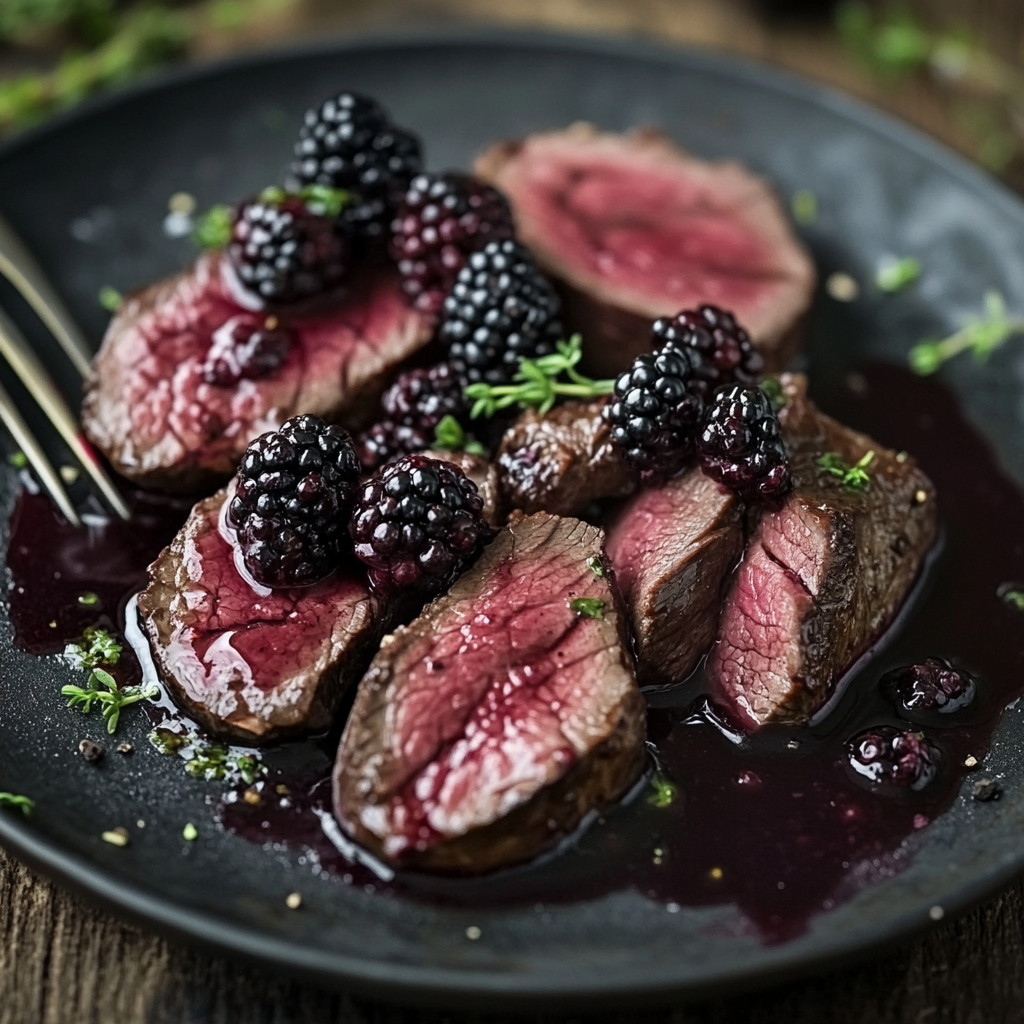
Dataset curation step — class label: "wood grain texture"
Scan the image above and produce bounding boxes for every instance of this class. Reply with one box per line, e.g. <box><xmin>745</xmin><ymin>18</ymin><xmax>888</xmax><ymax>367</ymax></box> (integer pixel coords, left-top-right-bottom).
<box><xmin>5</xmin><ymin>2</ymin><xmax>1024</xmax><ymax>1021</ymax></box>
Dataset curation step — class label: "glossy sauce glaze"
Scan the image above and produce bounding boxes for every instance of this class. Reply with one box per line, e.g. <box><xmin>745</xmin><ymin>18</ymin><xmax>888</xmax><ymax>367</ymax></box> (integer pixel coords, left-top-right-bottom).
<box><xmin>6</xmin><ymin>365</ymin><xmax>1024</xmax><ymax>942</ymax></box>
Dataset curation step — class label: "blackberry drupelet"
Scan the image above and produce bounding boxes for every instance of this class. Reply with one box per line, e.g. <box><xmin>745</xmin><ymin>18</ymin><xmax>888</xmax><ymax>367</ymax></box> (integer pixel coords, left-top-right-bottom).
<box><xmin>355</xmin><ymin>363</ymin><xmax>468</xmax><ymax>470</ymax></box>
<box><xmin>882</xmin><ymin>658</ymin><xmax>977</xmax><ymax>718</ymax></box>
<box><xmin>604</xmin><ymin>344</ymin><xmax>706</xmax><ymax>481</ymax></box>
<box><xmin>290</xmin><ymin>91</ymin><xmax>422</xmax><ymax>242</ymax></box>
<box><xmin>390</xmin><ymin>173</ymin><xmax>514</xmax><ymax>313</ymax></box>
<box><xmin>350</xmin><ymin>454</ymin><xmax>490</xmax><ymax>594</ymax></box>
<box><xmin>441</xmin><ymin>240</ymin><xmax>562</xmax><ymax>385</ymax></box>
<box><xmin>228</xmin><ymin>415</ymin><xmax>361</xmax><ymax>588</ymax></box>
<box><xmin>696</xmin><ymin>384</ymin><xmax>790</xmax><ymax>501</ymax></box>
<box><xmin>227</xmin><ymin>191</ymin><xmax>349</xmax><ymax>306</ymax></box>
<box><xmin>202</xmin><ymin>315</ymin><xmax>292</xmax><ymax>386</ymax></box>
<box><xmin>652</xmin><ymin>305</ymin><xmax>763</xmax><ymax>395</ymax></box>
<box><xmin>847</xmin><ymin>726</ymin><xmax>940</xmax><ymax>791</ymax></box>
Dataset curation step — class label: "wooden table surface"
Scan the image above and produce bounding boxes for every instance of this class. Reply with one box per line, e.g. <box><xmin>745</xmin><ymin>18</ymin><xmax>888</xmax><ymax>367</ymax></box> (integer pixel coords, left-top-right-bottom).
<box><xmin>5</xmin><ymin>3</ymin><xmax>1024</xmax><ymax>1022</ymax></box>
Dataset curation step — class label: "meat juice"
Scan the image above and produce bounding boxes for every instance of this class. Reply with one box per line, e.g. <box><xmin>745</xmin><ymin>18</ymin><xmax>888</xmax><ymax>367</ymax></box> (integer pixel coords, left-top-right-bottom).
<box><xmin>7</xmin><ymin>365</ymin><xmax>1024</xmax><ymax>942</ymax></box>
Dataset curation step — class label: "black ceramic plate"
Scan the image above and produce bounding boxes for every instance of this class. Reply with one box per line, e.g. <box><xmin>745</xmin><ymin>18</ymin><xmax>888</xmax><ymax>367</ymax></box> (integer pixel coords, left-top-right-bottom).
<box><xmin>2</xmin><ymin>27</ymin><xmax>1024</xmax><ymax>1011</ymax></box>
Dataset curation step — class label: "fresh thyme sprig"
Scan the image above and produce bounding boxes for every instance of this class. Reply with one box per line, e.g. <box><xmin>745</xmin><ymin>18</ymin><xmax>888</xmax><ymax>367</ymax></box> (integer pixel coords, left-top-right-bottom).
<box><xmin>876</xmin><ymin>256</ymin><xmax>921</xmax><ymax>293</ymax></box>
<box><xmin>817</xmin><ymin>450</ymin><xmax>875</xmax><ymax>492</ymax></box>
<box><xmin>191</xmin><ymin>185</ymin><xmax>349</xmax><ymax>250</ymax></box>
<box><xmin>63</xmin><ymin>668</ymin><xmax>158</xmax><ymax>734</ymax></box>
<box><xmin>909</xmin><ymin>291</ymin><xmax>1024</xmax><ymax>375</ymax></box>
<box><xmin>432</xmin><ymin>415</ymin><xmax>488</xmax><ymax>457</ymax></box>
<box><xmin>464</xmin><ymin>335</ymin><xmax>614</xmax><ymax>419</ymax></box>
<box><xmin>0</xmin><ymin>792</ymin><xmax>33</xmax><ymax>816</ymax></box>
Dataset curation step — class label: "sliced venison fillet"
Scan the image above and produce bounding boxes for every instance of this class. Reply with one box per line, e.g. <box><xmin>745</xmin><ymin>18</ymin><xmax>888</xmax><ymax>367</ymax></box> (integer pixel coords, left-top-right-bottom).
<box><xmin>607</xmin><ymin>467</ymin><xmax>743</xmax><ymax>686</ymax></box>
<box><xmin>475</xmin><ymin>124</ymin><xmax>815</xmax><ymax>378</ymax></box>
<box><xmin>496</xmin><ymin>398</ymin><xmax>635</xmax><ymax>515</ymax></box>
<box><xmin>138</xmin><ymin>488</ymin><xmax>383</xmax><ymax>743</ymax></box>
<box><xmin>84</xmin><ymin>253</ymin><xmax>432</xmax><ymax>493</ymax></box>
<box><xmin>710</xmin><ymin>375</ymin><xmax>937</xmax><ymax>729</ymax></box>
<box><xmin>333</xmin><ymin>511</ymin><xmax>645</xmax><ymax>874</ymax></box>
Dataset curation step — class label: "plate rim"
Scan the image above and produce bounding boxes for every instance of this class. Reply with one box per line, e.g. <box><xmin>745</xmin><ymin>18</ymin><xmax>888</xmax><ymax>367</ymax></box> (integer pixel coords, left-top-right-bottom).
<box><xmin>1</xmin><ymin>24</ymin><xmax>1023</xmax><ymax>1008</ymax></box>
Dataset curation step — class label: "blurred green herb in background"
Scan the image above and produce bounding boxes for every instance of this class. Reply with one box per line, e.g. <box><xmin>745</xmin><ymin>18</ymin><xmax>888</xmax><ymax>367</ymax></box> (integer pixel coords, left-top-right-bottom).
<box><xmin>0</xmin><ymin>0</ymin><xmax>297</xmax><ymax>134</ymax></box>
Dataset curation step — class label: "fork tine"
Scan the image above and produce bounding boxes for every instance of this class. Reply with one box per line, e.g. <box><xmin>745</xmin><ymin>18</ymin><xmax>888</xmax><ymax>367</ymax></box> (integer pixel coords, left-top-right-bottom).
<box><xmin>0</xmin><ymin>215</ymin><xmax>93</xmax><ymax>379</ymax></box>
<box><xmin>0</xmin><ymin>306</ymin><xmax>131</xmax><ymax>521</ymax></box>
<box><xmin>0</xmin><ymin>380</ymin><xmax>81</xmax><ymax>527</ymax></box>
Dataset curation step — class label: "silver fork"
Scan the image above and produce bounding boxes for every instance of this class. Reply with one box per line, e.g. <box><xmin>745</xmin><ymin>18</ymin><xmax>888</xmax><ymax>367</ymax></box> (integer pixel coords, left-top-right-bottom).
<box><xmin>0</xmin><ymin>214</ymin><xmax>131</xmax><ymax>525</ymax></box>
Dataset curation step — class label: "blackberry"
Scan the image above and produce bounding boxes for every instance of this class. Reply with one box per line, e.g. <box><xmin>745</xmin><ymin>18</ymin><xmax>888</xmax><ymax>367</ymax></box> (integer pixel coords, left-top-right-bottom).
<box><xmin>847</xmin><ymin>726</ymin><xmax>940</xmax><ymax>791</ymax></box>
<box><xmin>604</xmin><ymin>344</ymin><xmax>706</xmax><ymax>481</ymax></box>
<box><xmin>882</xmin><ymin>658</ymin><xmax>977</xmax><ymax>720</ymax></box>
<box><xmin>441</xmin><ymin>240</ymin><xmax>563</xmax><ymax>385</ymax></box>
<box><xmin>696</xmin><ymin>385</ymin><xmax>791</xmax><ymax>501</ymax></box>
<box><xmin>355</xmin><ymin>363</ymin><xmax>468</xmax><ymax>470</ymax></box>
<box><xmin>652</xmin><ymin>305</ymin><xmax>763</xmax><ymax>395</ymax></box>
<box><xmin>350</xmin><ymin>454</ymin><xmax>490</xmax><ymax>594</ymax></box>
<box><xmin>391</xmin><ymin>173</ymin><xmax>514</xmax><ymax>313</ymax></box>
<box><xmin>227</xmin><ymin>190</ymin><xmax>349</xmax><ymax>306</ymax></box>
<box><xmin>290</xmin><ymin>91</ymin><xmax>422</xmax><ymax>243</ymax></box>
<box><xmin>228</xmin><ymin>415</ymin><xmax>361</xmax><ymax>588</ymax></box>
<box><xmin>202</xmin><ymin>314</ymin><xmax>292</xmax><ymax>386</ymax></box>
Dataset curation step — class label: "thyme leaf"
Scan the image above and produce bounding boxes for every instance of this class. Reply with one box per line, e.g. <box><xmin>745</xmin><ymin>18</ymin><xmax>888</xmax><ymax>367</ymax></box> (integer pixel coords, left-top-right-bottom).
<box><xmin>817</xmin><ymin>450</ymin><xmax>875</xmax><ymax>491</ymax></box>
<box><xmin>909</xmin><ymin>291</ymin><xmax>1024</xmax><ymax>375</ymax></box>
<box><xmin>570</xmin><ymin>597</ymin><xmax>605</xmax><ymax>619</ymax></box>
<box><xmin>647</xmin><ymin>773</ymin><xmax>678</xmax><ymax>809</ymax></box>
<box><xmin>759</xmin><ymin>376</ymin><xmax>787</xmax><ymax>410</ymax></box>
<box><xmin>98</xmin><ymin>285</ymin><xmax>122</xmax><ymax>312</ymax></box>
<box><xmin>586</xmin><ymin>555</ymin><xmax>605</xmax><ymax>577</ymax></box>
<box><xmin>149</xmin><ymin>729</ymin><xmax>264</xmax><ymax>784</ymax></box>
<box><xmin>791</xmin><ymin>189</ymin><xmax>818</xmax><ymax>226</ymax></box>
<box><xmin>191</xmin><ymin>203</ymin><xmax>232</xmax><ymax>249</ymax></box>
<box><xmin>465</xmin><ymin>335</ymin><xmax>614</xmax><ymax>418</ymax></box>
<box><xmin>0</xmin><ymin>792</ymin><xmax>33</xmax><ymax>816</ymax></box>
<box><xmin>432</xmin><ymin>415</ymin><xmax>488</xmax><ymax>457</ymax></box>
<box><xmin>876</xmin><ymin>256</ymin><xmax>921</xmax><ymax>293</ymax></box>
<box><xmin>998</xmin><ymin>584</ymin><xmax>1024</xmax><ymax>612</ymax></box>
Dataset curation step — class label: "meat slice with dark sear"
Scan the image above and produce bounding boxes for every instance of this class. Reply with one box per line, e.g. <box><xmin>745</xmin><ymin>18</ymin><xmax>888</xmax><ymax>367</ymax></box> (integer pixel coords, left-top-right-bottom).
<box><xmin>137</xmin><ymin>488</ymin><xmax>384</xmax><ymax>744</ymax></box>
<box><xmin>333</xmin><ymin>511</ymin><xmax>646</xmax><ymax>874</ymax></box>
<box><xmin>496</xmin><ymin>398</ymin><xmax>636</xmax><ymax>515</ymax></box>
<box><xmin>83</xmin><ymin>253</ymin><xmax>432</xmax><ymax>493</ymax></box>
<box><xmin>475</xmin><ymin>124</ymin><xmax>815</xmax><ymax>378</ymax></box>
<box><xmin>710</xmin><ymin>375</ymin><xmax>938</xmax><ymax>729</ymax></box>
<box><xmin>607</xmin><ymin>467</ymin><xmax>743</xmax><ymax>686</ymax></box>
<box><xmin>419</xmin><ymin>449</ymin><xmax>502</xmax><ymax>526</ymax></box>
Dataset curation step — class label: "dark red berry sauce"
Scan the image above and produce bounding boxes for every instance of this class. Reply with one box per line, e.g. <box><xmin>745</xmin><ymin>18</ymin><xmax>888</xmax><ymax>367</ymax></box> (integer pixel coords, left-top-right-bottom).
<box><xmin>7</xmin><ymin>365</ymin><xmax>1024</xmax><ymax>943</ymax></box>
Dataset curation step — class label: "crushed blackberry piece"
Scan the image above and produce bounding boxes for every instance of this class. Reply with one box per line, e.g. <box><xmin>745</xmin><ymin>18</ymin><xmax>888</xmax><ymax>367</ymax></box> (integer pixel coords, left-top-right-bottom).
<box><xmin>882</xmin><ymin>658</ymin><xmax>977</xmax><ymax>719</ymax></box>
<box><xmin>696</xmin><ymin>384</ymin><xmax>791</xmax><ymax>501</ymax></box>
<box><xmin>652</xmin><ymin>305</ymin><xmax>763</xmax><ymax>396</ymax></box>
<box><xmin>847</xmin><ymin>726</ymin><xmax>940</xmax><ymax>791</ymax></box>
<box><xmin>290</xmin><ymin>91</ymin><xmax>422</xmax><ymax>242</ymax></box>
<box><xmin>355</xmin><ymin>363</ymin><xmax>468</xmax><ymax>470</ymax></box>
<box><xmin>604</xmin><ymin>343</ymin><xmax>705</xmax><ymax>482</ymax></box>
<box><xmin>202</xmin><ymin>315</ymin><xmax>292</xmax><ymax>386</ymax></box>
<box><xmin>441</xmin><ymin>240</ymin><xmax>563</xmax><ymax>385</ymax></box>
<box><xmin>390</xmin><ymin>173</ymin><xmax>514</xmax><ymax>313</ymax></box>
<box><xmin>228</xmin><ymin>415</ymin><xmax>361</xmax><ymax>588</ymax></box>
<box><xmin>350</xmin><ymin>454</ymin><xmax>491</xmax><ymax>594</ymax></box>
<box><xmin>227</xmin><ymin>191</ymin><xmax>350</xmax><ymax>306</ymax></box>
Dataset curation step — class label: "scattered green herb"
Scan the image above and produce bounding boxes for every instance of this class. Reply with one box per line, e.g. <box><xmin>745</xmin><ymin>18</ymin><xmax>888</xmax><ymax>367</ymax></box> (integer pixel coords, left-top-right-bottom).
<box><xmin>7</xmin><ymin>451</ymin><xmax>27</xmax><ymax>469</ymax></box>
<box><xmin>65</xmin><ymin>625</ymin><xmax>122</xmax><ymax>671</ymax></box>
<box><xmin>817</xmin><ymin>450</ymin><xmax>875</xmax><ymax>491</ymax></box>
<box><xmin>149</xmin><ymin>729</ymin><xmax>264</xmax><ymax>784</ymax></box>
<box><xmin>759</xmin><ymin>376</ymin><xmax>787</xmax><ymax>410</ymax></box>
<box><xmin>77</xmin><ymin>591</ymin><xmax>100</xmax><ymax>607</ymax></box>
<box><xmin>909</xmin><ymin>291</ymin><xmax>1024</xmax><ymax>375</ymax></box>
<box><xmin>791</xmin><ymin>189</ymin><xmax>817</xmax><ymax>226</ymax></box>
<box><xmin>999</xmin><ymin>587</ymin><xmax>1024</xmax><ymax>612</ymax></box>
<box><xmin>148</xmin><ymin>727</ymin><xmax>188</xmax><ymax>755</ymax></box>
<box><xmin>182</xmin><ymin>822</ymin><xmax>198</xmax><ymax>841</ymax></box>
<box><xmin>98</xmin><ymin>285</ymin><xmax>122</xmax><ymax>312</ymax></box>
<box><xmin>836</xmin><ymin>2</ymin><xmax>932</xmax><ymax>79</ymax></box>
<box><xmin>293</xmin><ymin>184</ymin><xmax>349</xmax><ymax>218</ymax></box>
<box><xmin>569</xmin><ymin>597</ymin><xmax>605</xmax><ymax>619</ymax></box>
<box><xmin>647</xmin><ymin>773</ymin><xmax>678</xmax><ymax>809</ymax></box>
<box><xmin>465</xmin><ymin>335</ymin><xmax>614</xmax><ymax>419</ymax></box>
<box><xmin>876</xmin><ymin>256</ymin><xmax>921</xmax><ymax>293</ymax></box>
<box><xmin>586</xmin><ymin>555</ymin><xmax>605</xmax><ymax>577</ymax></box>
<box><xmin>432</xmin><ymin>415</ymin><xmax>488</xmax><ymax>457</ymax></box>
<box><xmin>0</xmin><ymin>792</ymin><xmax>33</xmax><ymax>816</ymax></box>
<box><xmin>192</xmin><ymin>203</ymin><xmax>232</xmax><ymax>249</ymax></box>
<box><xmin>63</xmin><ymin>667</ymin><xmax>157</xmax><ymax>734</ymax></box>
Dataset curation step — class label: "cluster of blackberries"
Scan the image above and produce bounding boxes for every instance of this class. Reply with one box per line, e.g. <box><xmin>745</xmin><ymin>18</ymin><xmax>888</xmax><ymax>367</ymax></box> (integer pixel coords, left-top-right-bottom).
<box><xmin>229</xmin><ymin>415</ymin><xmax>490</xmax><ymax>596</ymax></box>
<box><xmin>605</xmin><ymin>304</ymin><xmax>790</xmax><ymax>497</ymax></box>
